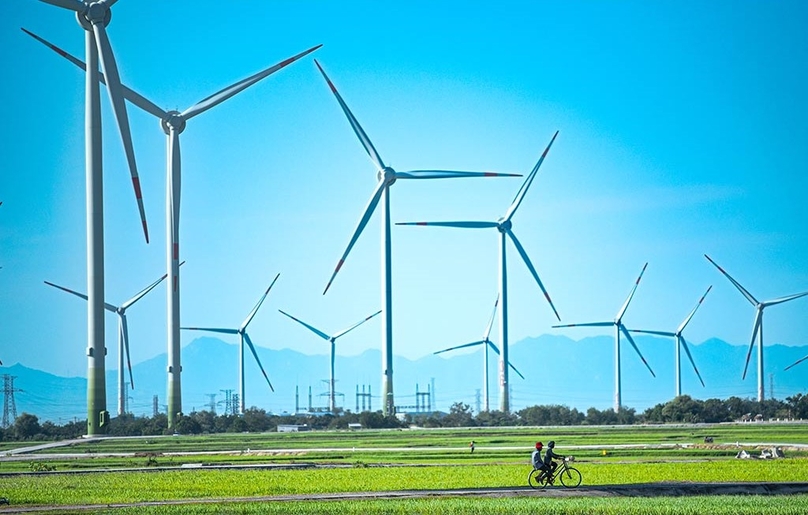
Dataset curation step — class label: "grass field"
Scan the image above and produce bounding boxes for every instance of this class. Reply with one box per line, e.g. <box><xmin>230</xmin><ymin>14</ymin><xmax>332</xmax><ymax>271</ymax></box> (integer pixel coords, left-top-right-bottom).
<box><xmin>1</xmin><ymin>422</ymin><xmax>807</xmax><ymax>513</ymax></box>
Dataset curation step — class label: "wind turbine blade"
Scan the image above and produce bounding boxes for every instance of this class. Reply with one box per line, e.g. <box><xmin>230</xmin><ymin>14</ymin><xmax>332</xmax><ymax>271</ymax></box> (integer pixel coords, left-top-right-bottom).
<box><xmin>241</xmin><ymin>273</ymin><xmax>280</xmax><ymax>331</ymax></box>
<box><xmin>120</xmin><ymin>272</ymin><xmax>170</xmax><ymax>311</ymax></box>
<box><xmin>763</xmin><ymin>290</ymin><xmax>808</xmax><ymax>307</ymax></box>
<box><xmin>629</xmin><ymin>329</ymin><xmax>675</xmax><ymax>337</ymax></box>
<box><xmin>395</xmin><ymin>170</ymin><xmax>521</xmax><ymax>179</ymax></box>
<box><xmin>324</xmin><ymin>180</ymin><xmax>386</xmax><ymax>295</ymax></box>
<box><xmin>434</xmin><ymin>340</ymin><xmax>486</xmax><ymax>355</ymax></box>
<box><xmin>679</xmin><ymin>336</ymin><xmax>705</xmax><ymax>388</ymax></box>
<box><xmin>39</xmin><ymin>0</ymin><xmax>83</xmax><ymax>12</ymax></box>
<box><xmin>396</xmin><ymin>221</ymin><xmax>497</xmax><ymax>229</ymax></box>
<box><xmin>620</xmin><ymin>324</ymin><xmax>655</xmax><ymax>377</ymax></box>
<box><xmin>44</xmin><ymin>280</ymin><xmax>116</xmax><ymax>312</ymax></box>
<box><xmin>508</xmin><ymin>361</ymin><xmax>526</xmax><ymax>380</ymax></box>
<box><xmin>91</xmin><ymin>23</ymin><xmax>149</xmax><ymax>243</ymax></box>
<box><xmin>785</xmin><ymin>355</ymin><xmax>808</xmax><ymax>372</ymax></box>
<box><xmin>704</xmin><ymin>255</ymin><xmax>758</xmax><ymax>306</ymax></box>
<box><xmin>182</xmin><ymin>44</ymin><xmax>322</xmax><ymax>121</ymax></box>
<box><xmin>482</xmin><ymin>295</ymin><xmax>500</xmax><ymax>341</ymax></box>
<box><xmin>180</xmin><ymin>327</ymin><xmax>238</xmax><ymax>335</ymax></box>
<box><xmin>278</xmin><ymin>309</ymin><xmax>331</xmax><ymax>341</ymax></box>
<box><xmin>507</xmin><ymin>229</ymin><xmax>560</xmax><ymax>321</ymax></box>
<box><xmin>21</xmin><ymin>28</ymin><xmax>168</xmax><ymax>120</ymax></box>
<box><xmin>616</xmin><ymin>263</ymin><xmax>648</xmax><ymax>322</ymax></box>
<box><xmin>504</xmin><ymin>130</ymin><xmax>559</xmax><ymax>222</ymax></box>
<box><xmin>552</xmin><ymin>321</ymin><xmax>612</xmax><ymax>328</ymax></box>
<box><xmin>333</xmin><ymin>310</ymin><xmax>383</xmax><ymax>339</ymax></box>
<box><xmin>244</xmin><ymin>332</ymin><xmax>274</xmax><ymax>392</ymax></box>
<box><xmin>486</xmin><ymin>340</ymin><xmax>502</xmax><ymax>356</ymax></box>
<box><xmin>120</xmin><ymin>316</ymin><xmax>134</xmax><ymax>390</ymax></box>
<box><xmin>677</xmin><ymin>285</ymin><xmax>712</xmax><ymax>334</ymax></box>
<box><xmin>742</xmin><ymin>309</ymin><xmax>762</xmax><ymax>380</ymax></box>
<box><xmin>314</xmin><ymin>59</ymin><xmax>385</xmax><ymax>171</ymax></box>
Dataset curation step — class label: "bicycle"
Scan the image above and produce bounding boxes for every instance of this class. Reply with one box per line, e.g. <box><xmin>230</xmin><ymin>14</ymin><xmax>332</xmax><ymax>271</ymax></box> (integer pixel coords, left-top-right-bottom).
<box><xmin>528</xmin><ymin>456</ymin><xmax>582</xmax><ymax>488</ymax></box>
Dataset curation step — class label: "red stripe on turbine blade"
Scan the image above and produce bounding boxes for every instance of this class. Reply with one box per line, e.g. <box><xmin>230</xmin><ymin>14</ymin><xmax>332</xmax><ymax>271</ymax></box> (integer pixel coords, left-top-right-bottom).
<box><xmin>334</xmin><ymin>259</ymin><xmax>345</xmax><ymax>274</ymax></box>
<box><xmin>484</xmin><ymin>172</ymin><xmax>497</xmax><ymax>177</ymax></box>
<box><xmin>417</xmin><ymin>222</ymin><xmax>428</xmax><ymax>226</ymax></box>
<box><xmin>173</xmin><ymin>243</ymin><xmax>179</xmax><ymax>260</ymax></box>
<box><xmin>545</xmin><ymin>292</ymin><xmax>552</xmax><ymax>303</ymax></box>
<box><xmin>132</xmin><ymin>177</ymin><xmax>143</xmax><ymax>199</ymax></box>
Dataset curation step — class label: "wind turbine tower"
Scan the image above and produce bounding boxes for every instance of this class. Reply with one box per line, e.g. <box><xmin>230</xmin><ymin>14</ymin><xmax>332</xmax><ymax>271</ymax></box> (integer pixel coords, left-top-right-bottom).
<box><xmin>35</xmin><ymin>0</ymin><xmax>150</xmax><ymax>435</ymax></box>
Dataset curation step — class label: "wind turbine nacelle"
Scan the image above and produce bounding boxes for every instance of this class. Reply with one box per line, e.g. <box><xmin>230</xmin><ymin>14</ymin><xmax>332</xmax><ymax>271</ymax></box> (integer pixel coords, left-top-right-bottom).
<box><xmin>496</xmin><ymin>218</ymin><xmax>511</xmax><ymax>233</ymax></box>
<box><xmin>378</xmin><ymin>167</ymin><xmax>396</xmax><ymax>185</ymax></box>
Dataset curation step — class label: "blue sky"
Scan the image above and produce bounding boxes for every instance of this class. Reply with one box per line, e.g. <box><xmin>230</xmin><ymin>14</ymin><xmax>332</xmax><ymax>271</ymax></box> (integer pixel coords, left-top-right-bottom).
<box><xmin>1</xmin><ymin>1</ymin><xmax>807</xmax><ymax>404</ymax></box>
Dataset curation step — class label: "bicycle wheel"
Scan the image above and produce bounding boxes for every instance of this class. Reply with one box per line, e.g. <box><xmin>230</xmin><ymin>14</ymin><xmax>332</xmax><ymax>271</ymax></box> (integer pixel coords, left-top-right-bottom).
<box><xmin>528</xmin><ymin>468</ymin><xmax>548</xmax><ymax>489</ymax></box>
<box><xmin>559</xmin><ymin>466</ymin><xmax>582</xmax><ymax>488</ymax></box>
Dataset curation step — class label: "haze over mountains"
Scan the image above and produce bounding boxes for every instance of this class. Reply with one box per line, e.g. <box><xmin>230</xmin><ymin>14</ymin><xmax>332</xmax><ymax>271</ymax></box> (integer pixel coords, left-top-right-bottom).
<box><xmin>3</xmin><ymin>335</ymin><xmax>807</xmax><ymax>424</ymax></box>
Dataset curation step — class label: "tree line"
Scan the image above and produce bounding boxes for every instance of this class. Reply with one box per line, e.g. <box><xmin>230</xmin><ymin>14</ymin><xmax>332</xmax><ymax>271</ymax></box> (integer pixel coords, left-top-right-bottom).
<box><xmin>2</xmin><ymin>394</ymin><xmax>807</xmax><ymax>441</ymax></box>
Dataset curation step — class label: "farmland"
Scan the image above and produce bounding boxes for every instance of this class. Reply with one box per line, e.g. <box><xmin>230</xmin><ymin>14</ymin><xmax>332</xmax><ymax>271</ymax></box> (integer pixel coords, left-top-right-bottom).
<box><xmin>1</xmin><ymin>422</ymin><xmax>807</xmax><ymax>513</ymax></box>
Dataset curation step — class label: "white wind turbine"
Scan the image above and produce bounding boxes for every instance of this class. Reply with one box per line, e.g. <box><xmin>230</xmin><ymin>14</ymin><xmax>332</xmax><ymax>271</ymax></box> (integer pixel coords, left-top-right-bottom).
<box><xmin>182</xmin><ymin>274</ymin><xmax>280</xmax><ymax>415</ymax></box>
<box><xmin>398</xmin><ymin>132</ymin><xmax>560</xmax><ymax>413</ymax></box>
<box><xmin>314</xmin><ymin>60</ymin><xmax>519</xmax><ymax>416</ymax></box>
<box><xmin>552</xmin><ymin>263</ymin><xmax>656</xmax><ymax>412</ymax></box>
<box><xmin>44</xmin><ymin>268</ymin><xmax>172</xmax><ymax>416</ymax></box>
<box><xmin>629</xmin><ymin>286</ymin><xmax>712</xmax><ymax>398</ymax></box>
<box><xmin>278</xmin><ymin>309</ymin><xmax>381</xmax><ymax>412</ymax></box>
<box><xmin>22</xmin><ymin>27</ymin><xmax>321</xmax><ymax>429</ymax></box>
<box><xmin>35</xmin><ymin>0</ymin><xmax>150</xmax><ymax>434</ymax></box>
<box><xmin>705</xmin><ymin>254</ymin><xmax>808</xmax><ymax>402</ymax></box>
<box><xmin>433</xmin><ymin>295</ymin><xmax>524</xmax><ymax>413</ymax></box>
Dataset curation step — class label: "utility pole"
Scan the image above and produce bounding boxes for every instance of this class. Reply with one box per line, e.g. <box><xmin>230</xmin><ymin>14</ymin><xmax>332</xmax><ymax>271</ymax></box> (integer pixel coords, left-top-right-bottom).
<box><xmin>2</xmin><ymin>375</ymin><xmax>22</xmax><ymax>428</ymax></box>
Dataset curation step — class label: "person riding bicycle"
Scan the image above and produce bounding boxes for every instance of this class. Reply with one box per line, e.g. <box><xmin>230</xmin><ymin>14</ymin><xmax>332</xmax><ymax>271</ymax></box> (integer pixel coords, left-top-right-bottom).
<box><xmin>542</xmin><ymin>441</ymin><xmax>566</xmax><ymax>480</ymax></box>
<box><xmin>531</xmin><ymin>441</ymin><xmax>544</xmax><ymax>471</ymax></box>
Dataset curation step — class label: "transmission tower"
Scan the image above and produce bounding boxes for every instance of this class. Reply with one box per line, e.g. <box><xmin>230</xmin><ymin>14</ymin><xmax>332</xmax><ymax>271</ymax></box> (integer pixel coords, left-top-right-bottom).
<box><xmin>2</xmin><ymin>374</ymin><xmax>23</xmax><ymax>428</ymax></box>
<box><xmin>219</xmin><ymin>389</ymin><xmax>234</xmax><ymax>415</ymax></box>
<box><xmin>205</xmin><ymin>394</ymin><xmax>217</xmax><ymax>414</ymax></box>
<box><xmin>152</xmin><ymin>395</ymin><xmax>159</xmax><ymax>417</ymax></box>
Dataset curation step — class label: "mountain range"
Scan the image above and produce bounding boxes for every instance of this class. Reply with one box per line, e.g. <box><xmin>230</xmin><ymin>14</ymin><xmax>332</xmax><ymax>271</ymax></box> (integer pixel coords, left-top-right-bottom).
<box><xmin>2</xmin><ymin>335</ymin><xmax>807</xmax><ymax>424</ymax></box>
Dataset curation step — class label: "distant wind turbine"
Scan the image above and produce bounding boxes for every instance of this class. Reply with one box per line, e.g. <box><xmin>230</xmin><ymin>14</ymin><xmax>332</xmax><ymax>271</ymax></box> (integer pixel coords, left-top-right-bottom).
<box><xmin>553</xmin><ymin>263</ymin><xmax>655</xmax><ymax>412</ymax></box>
<box><xmin>182</xmin><ymin>274</ymin><xmax>280</xmax><ymax>415</ymax></box>
<box><xmin>278</xmin><ymin>309</ymin><xmax>381</xmax><ymax>412</ymax></box>
<box><xmin>705</xmin><ymin>255</ymin><xmax>808</xmax><ymax>401</ymax></box>
<box><xmin>785</xmin><ymin>355</ymin><xmax>808</xmax><ymax>372</ymax></box>
<box><xmin>398</xmin><ymin>132</ymin><xmax>560</xmax><ymax>413</ymax></box>
<box><xmin>34</xmin><ymin>0</ymin><xmax>151</xmax><ymax>435</ymax></box>
<box><xmin>44</xmin><ymin>266</ymin><xmax>175</xmax><ymax>416</ymax></box>
<box><xmin>433</xmin><ymin>295</ymin><xmax>524</xmax><ymax>413</ymax></box>
<box><xmin>314</xmin><ymin>59</ymin><xmax>519</xmax><ymax>416</ymax></box>
<box><xmin>22</xmin><ymin>27</ymin><xmax>321</xmax><ymax>430</ymax></box>
<box><xmin>629</xmin><ymin>286</ymin><xmax>711</xmax><ymax>397</ymax></box>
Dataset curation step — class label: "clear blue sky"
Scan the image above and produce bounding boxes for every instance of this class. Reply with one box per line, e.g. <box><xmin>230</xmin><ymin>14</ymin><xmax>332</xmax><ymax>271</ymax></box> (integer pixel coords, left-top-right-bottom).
<box><xmin>1</xmin><ymin>0</ymin><xmax>806</xmax><ymax>396</ymax></box>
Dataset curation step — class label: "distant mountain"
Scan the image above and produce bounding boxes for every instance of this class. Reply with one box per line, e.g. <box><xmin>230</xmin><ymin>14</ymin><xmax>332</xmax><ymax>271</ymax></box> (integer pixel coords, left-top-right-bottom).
<box><xmin>2</xmin><ymin>335</ymin><xmax>807</xmax><ymax>423</ymax></box>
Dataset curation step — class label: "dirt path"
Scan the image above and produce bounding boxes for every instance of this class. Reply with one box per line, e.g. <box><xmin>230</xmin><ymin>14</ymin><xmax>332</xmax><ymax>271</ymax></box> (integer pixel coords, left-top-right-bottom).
<box><xmin>1</xmin><ymin>482</ymin><xmax>807</xmax><ymax>513</ymax></box>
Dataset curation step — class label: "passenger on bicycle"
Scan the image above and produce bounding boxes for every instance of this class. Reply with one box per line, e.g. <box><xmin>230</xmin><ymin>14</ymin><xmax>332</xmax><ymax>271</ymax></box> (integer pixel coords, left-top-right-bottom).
<box><xmin>531</xmin><ymin>441</ymin><xmax>544</xmax><ymax>471</ymax></box>
<box><xmin>542</xmin><ymin>441</ymin><xmax>566</xmax><ymax>479</ymax></box>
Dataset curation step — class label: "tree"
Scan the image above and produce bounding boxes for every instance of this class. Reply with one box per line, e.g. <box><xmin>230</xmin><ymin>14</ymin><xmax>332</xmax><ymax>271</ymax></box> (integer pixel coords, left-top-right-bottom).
<box><xmin>442</xmin><ymin>402</ymin><xmax>475</xmax><ymax>427</ymax></box>
<box><xmin>13</xmin><ymin>413</ymin><xmax>41</xmax><ymax>440</ymax></box>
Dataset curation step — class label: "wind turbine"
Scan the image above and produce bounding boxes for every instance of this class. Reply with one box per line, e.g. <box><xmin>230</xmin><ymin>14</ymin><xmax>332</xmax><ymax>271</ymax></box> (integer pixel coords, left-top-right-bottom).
<box><xmin>35</xmin><ymin>0</ymin><xmax>150</xmax><ymax>435</ymax></box>
<box><xmin>629</xmin><ymin>286</ymin><xmax>712</xmax><ymax>397</ymax></box>
<box><xmin>182</xmin><ymin>273</ymin><xmax>280</xmax><ymax>415</ymax></box>
<box><xmin>785</xmin><ymin>355</ymin><xmax>808</xmax><ymax>371</ymax></box>
<box><xmin>552</xmin><ymin>263</ymin><xmax>656</xmax><ymax>412</ymax></box>
<box><xmin>44</xmin><ymin>267</ymin><xmax>173</xmax><ymax>416</ymax></box>
<box><xmin>704</xmin><ymin>255</ymin><xmax>808</xmax><ymax>401</ymax></box>
<box><xmin>22</xmin><ymin>27</ymin><xmax>321</xmax><ymax>430</ymax></box>
<box><xmin>397</xmin><ymin>132</ymin><xmax>560</xmax><ymax>413</ymax></box>
<box><xmin>278</xmin><ymin>309</ymin><xmax>381</xmax><ymax>412</ymax></box>
<box><xmin>314</xmin><ymin>60</ymin><xmax>519</xmax><ymax>416</ymax></box>
<box><xmin>433</xmin><ymin>295</ymin><xmax>525</xmax><ymax>412</ymax></box>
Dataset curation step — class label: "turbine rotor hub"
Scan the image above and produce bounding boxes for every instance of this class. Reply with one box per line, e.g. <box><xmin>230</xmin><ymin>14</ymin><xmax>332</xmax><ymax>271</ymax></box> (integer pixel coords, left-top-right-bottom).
<box><xmin>78</xmin><ymin>2</ymin><xmax>111</xmax><ymax>30</ymax></box>
<box><xmin>161</xmin><ymin>111</ymin><xmax>187</xmax><ymax>135</ymax></box>
<box><xmin>378</xmin><ymin>166</ymin><xmax>396</xmax><ymax>185</ymax></box>
<box><xmin>497</xmin><ymin>218</ymin><xmax>511</xmax><ymax>233</ymax></box>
